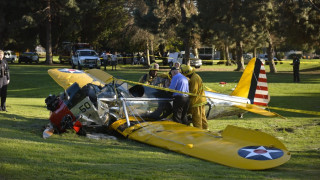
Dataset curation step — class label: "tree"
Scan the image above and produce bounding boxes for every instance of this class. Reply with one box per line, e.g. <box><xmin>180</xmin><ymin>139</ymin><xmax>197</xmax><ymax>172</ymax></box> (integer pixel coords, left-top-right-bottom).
<box><xmin>198</xmin><ymin>0</ymin><xmax>254</xmax><ymax>70</ymax></box>
<box><xmin>278</xmin><ymin>0</ymin><xmax>320</xmax><ymax>52</ymax></box>
<box><xmin>133</xmin><ymin>0</ymin><xmax>199</xmax><ymax>65</ymax></box>
<box><xmin>45</xmin><ymin>0</ymin><xmax>53</xmax><ymax>64</ymax></box>
<box><xmin>248</xmin><ymin>1</ymin><xmax>280</xmax><ymax>73</ymax></box>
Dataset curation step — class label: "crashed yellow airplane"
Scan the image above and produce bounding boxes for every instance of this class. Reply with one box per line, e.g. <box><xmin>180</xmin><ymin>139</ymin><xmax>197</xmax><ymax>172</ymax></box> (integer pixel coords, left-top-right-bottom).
<box><xmin>44</xmin><ymin>58</ymin><xmax>290</xmax><ymax>170</ymax></box>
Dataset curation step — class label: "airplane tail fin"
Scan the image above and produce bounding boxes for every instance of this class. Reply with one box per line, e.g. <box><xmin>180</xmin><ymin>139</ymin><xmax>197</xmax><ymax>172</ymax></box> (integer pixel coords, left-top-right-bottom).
<box><xmin>231</xmin><ymin>58</ymin><xmax>269</xmax><ymax>106</ymax></box>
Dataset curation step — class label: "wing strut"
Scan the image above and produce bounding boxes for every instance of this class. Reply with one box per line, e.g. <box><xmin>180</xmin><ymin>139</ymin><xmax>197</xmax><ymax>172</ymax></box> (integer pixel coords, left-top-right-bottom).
<box><xmin>121</xmin><ymin>98</ymin><xmax>131</xmax><ymax>127</ymax></box>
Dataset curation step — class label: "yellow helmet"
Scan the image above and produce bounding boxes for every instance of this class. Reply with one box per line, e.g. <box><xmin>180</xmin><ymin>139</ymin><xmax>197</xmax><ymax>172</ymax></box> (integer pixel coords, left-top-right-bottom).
<box><xmin>149</xmin><ymin>63</ymin><xmax>159</xmax><ymax>71</ymax></box>
<box><xmin>180</xmin><ymin>64</ymin><xmax>194</xmax><ymax>76</ymax></box>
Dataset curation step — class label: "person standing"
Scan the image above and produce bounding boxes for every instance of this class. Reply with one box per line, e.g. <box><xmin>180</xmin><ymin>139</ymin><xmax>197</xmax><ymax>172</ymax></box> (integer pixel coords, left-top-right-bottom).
<box><xmin>174</xmin><ymin>62</ymin><xmax>181</xmax><ymax>69</ymax></box>
<box><xmin>111</xmin><ymin>53</ymin><xmax>117</xmax><ymax>71</ymax></box>
<box><xmin>169</xmin><ymin>67</ymin><xmax>189</xmax><ymax>125</ymax></box>
<box><xmin>180</xmin><ymin>64</ymin><xmax>208</xmax><ymax>129</ymax></box>
<box><xmin>139</xmin><ymin>63</ymin><xmax>163</xmax><ymax>86</ymax></box>
<box><xmin>101</xmin><ymin>51</ymin><xmax>108</xmax><ymax>70</ymax></box>
<box><xmin>0</xmin><ymin>50</ymin><xmax>10</xmax><ymax>111</ymax></box>
<box><xmin>292</xmin><ymin>55</ymin><xmax>300</xmax><ymax>83</ymax></box>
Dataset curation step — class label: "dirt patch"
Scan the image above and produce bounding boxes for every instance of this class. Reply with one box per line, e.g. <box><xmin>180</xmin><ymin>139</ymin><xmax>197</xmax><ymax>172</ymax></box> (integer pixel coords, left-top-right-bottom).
<box><xmin>276</xmin><ymin>127</ymin><xmax>294</xmax><ymax>133</ymax></box>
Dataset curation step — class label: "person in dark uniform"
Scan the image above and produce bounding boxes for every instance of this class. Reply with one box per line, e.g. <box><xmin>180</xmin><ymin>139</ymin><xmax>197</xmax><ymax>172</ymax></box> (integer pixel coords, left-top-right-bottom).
<box><xmin>0</xmin><ymin>50</ymin><xmax>10</xmax><ymax>111</ymax></box>
<box><xmin>292</xmin><ymin>55</ymin><xmax>300</xmax><ymax>82</ymax></box>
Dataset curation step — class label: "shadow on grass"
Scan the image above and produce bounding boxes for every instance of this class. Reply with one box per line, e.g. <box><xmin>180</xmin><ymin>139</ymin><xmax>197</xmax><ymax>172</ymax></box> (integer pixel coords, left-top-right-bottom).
<box><xmin>300</xmin><ymin>66</ymin><xmax>320</xmax><ymax>72</ymax></box>
<box><xmin>269</xmin><ymin>95</ymin><xmax>320</xmax><ymax>117</ymax></box>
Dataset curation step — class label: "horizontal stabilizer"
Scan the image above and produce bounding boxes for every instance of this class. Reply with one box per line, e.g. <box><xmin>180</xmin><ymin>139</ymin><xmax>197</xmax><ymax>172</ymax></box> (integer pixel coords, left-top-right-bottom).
<box><xmin>234</xmin><ymin>104</ymin><xmax>283</xmax><ymax>118</ymax></box>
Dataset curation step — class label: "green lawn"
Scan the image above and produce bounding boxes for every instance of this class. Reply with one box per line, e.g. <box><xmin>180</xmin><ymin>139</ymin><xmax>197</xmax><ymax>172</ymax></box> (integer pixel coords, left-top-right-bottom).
<box><xmin>0</xmin><ymin>59</ymin><xmax>319</xmax><ymax>179</ymax></box>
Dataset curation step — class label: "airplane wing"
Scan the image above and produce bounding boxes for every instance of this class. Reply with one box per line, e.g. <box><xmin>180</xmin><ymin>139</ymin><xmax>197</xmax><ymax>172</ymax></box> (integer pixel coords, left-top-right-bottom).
<box><xmin>111</xmin><ymin>118</ymin><xmax>290</xmax><ymax>170</ymax></box>
<box><xmin>48</xmin><ymin>68</ymin><xmax>105</xmax><ymax>89</ymax></box>
<box><xmin>86</xmin><ymin>69</ymin><xmax>113</xmax><ymax>84</ymax></box>
<box><xmin>234</xmin><ymin>104</ymin><xmax>283</xmax><ymax>117</ymax></box>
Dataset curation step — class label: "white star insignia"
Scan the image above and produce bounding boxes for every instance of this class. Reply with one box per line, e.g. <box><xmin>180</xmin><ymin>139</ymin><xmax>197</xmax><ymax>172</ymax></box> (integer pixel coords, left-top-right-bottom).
<box><xmin>59</xmin><ymin>69</ymin><xmax>82</xmax><ymax>73</ymax></box>
<box><xmin>241</xmin><ymin>146</ymin><xmax>283</xmax><ymax>160</ymax></box>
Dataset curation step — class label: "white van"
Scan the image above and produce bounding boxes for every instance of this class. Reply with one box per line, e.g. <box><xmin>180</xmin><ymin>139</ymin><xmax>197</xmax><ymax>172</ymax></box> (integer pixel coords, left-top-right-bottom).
<box><xmin>168</xmin><ymin>51</ymin><xmax>202</xmax><ymax>68</ymax></box>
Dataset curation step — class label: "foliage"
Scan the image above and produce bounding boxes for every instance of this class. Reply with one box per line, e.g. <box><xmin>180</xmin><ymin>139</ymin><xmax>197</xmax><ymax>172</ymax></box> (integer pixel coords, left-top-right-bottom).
<box><xmin>278</xmin><ymin>0</ymin><xmax>320</xmax><ymax>52</ymax></box>
<box><xmin>0</xmin><ymin>0</ymin><xmax>319</xmax><ymax>63</ymax></box>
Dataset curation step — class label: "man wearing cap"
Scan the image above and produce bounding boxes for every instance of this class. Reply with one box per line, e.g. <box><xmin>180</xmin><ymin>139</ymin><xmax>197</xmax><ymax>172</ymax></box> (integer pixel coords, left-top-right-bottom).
<box><xmin>139</xmin><ymin>63</ymin><xmax>164</xmax><ymax>86</ymax></box>
<box><xmin>169</xmin><ymin>67</ymin><xmax>189</xmax><ymax>125</ymax></box>
<box><xmin>180</xmin><ymin>64</ymin><xmax>207</xmax><ymax>129</ymax></box>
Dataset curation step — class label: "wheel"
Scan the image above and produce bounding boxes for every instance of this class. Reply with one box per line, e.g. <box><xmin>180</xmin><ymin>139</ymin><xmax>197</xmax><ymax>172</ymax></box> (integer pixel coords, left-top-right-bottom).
<box><xmin>78</xmin><ymin>62</ymin><xmax>82</xmax><ymax>70</ymax></box>
<box><xmin>195</xmin><ymin>66</ymin><xmax>200</xmax><ymax>69</ymax></box>
<box><xmin>71</xmin><ymin>62</ymin><xmax>76</xmax><ymax>69</ymax></box>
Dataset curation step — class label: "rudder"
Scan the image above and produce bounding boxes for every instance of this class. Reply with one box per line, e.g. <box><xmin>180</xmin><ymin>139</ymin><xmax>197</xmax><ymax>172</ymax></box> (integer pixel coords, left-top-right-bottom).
<box><xmin>231</xmin><ymin>58</ymin><xmax>269</xmax><ymax>106</ymax></box>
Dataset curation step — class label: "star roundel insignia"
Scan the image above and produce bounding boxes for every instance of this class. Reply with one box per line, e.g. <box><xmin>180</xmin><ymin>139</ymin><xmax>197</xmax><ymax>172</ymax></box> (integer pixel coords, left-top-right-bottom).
<box><xmin>58</xmin><ymin>69</ymin><xmax>83</xmax><ymax>74</ymax></box>
<box><xmin>238</xmin><ymin>146</ymin><xmax>284</xmax><ymax>160</ymax></box>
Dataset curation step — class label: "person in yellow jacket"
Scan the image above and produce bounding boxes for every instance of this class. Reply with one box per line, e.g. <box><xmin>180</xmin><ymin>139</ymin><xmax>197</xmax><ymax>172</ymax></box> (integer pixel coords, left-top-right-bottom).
<box><xmin>139</xmin><ymin>63</ymin><xmax>164</xmax><ymax>86</ymax></box>
<box><xmin>180</xmin><ymin>64</ymin><xmax>208</xmax><ymax>129</ymax></box>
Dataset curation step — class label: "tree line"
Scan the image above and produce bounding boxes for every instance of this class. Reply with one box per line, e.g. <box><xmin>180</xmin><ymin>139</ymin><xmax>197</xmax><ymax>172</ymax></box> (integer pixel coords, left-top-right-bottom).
<box><xmin>0</xmin><ymin>0</ymin><xmax>319</xmax><ymax>72</ymax></box>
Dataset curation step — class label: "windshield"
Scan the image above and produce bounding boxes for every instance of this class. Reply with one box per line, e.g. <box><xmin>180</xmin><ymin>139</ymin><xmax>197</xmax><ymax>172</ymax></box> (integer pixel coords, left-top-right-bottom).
<box><xmin>182</xmin><ymin>53</ymin><xmax>196</xmax><ymax>58</ymax></box>
<box><xmin>79</xmin><ymin>51</ymin><xmax>97</xmax><ymax>56</ymax></box>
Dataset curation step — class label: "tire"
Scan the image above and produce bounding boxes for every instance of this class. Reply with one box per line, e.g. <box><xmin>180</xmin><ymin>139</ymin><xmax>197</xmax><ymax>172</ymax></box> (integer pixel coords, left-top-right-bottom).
<box><xmin>195</xmin><ymin>66</ymin><xmax>200</xmax><ymax>69</ymax></box>
<box><xmin>78</xmin><ymin>62</ymin><xmax>82</xmax><ymax>70</ymax></box>
<box><xmin>72</xmin><ymin>62</ymin><xmax>76</xmax><ymax>69</ymax></box>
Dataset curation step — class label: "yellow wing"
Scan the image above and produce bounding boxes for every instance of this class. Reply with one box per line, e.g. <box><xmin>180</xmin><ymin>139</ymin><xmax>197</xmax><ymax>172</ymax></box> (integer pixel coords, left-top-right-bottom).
<box><xmin>111</xmin><ymin>118</ymin><xmax>291</xmax><ymax>170</ymax></box>
<box><xmin>86</xmin><ymin>69</ymin><xmax>113</xmax><ymax>84</ymax></box>
<box><xmin>48</xmin><ymin>68</ymin><xmax>105</xmax><ymax>89</ymax></box>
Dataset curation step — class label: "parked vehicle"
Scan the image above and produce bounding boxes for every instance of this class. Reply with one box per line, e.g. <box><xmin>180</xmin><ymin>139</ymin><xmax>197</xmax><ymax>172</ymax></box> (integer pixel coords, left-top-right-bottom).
<box><xmin>18</xmin><ymin>52</ymin><xmax>39</xmax><ymax>63</ymax></box>
<box><xmin>258</xmin><ymin>54</ymin><xmax>281</xmax><ymax>65</ymax></box>
<box><xmin>58</xmin><ymin>42</ymin><xmax>92</xmax><ymax>64</ymax></box>
<box><xmin>243</xmin><ymin>53</ymin><xmax>253</xmax><ymax>64</ymax></box>
<box><xmin>168</xmin><ymin>51</ymin><xmax>202</xmax><ymax>68</ymax></box>
<box><xmin>35</xmin><ymin>45</ymin><xmax>46</xmax><ymax>58</ymax></box>
<box><xmin>71</xmin><ymin>49</ymin><xmax>101</xmax><ymax>70</ymax></box>
<box><xmin>4</xmin><ymin>50</ymin><xmax>17</xmax><ymax>63</ymax></box>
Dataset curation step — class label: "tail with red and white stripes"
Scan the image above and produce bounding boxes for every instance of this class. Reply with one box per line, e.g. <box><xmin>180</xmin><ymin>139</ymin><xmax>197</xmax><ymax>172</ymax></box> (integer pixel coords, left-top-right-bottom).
<box><xmin>231</xmin><ymin>58</ymin><xmax>270</xmax><ymax>106</ymax></box>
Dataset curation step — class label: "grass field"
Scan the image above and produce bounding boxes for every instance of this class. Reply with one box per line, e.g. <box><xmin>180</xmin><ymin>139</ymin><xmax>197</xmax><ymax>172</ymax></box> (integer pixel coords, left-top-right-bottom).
<box><xmin>0</xmin><ymin>58</ymin><xmax>319</xmax><ymax>179</ymax></box>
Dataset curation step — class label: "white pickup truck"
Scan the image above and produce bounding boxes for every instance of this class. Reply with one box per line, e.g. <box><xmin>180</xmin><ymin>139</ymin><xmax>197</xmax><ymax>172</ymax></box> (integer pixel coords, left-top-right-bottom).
<box><xmin>71</xmin><ymin>49</ymin><xmax>101</xmax><ymax>70</ymax></box>
<box><xmin>168</xmin><ymin>51</ymin><xmax>202</xmax><ymax>68</ymax></box>
<box><xmin>4</xmin><ymin>50</ymin><xmax>18</xmax><ymax>63</ymax></box>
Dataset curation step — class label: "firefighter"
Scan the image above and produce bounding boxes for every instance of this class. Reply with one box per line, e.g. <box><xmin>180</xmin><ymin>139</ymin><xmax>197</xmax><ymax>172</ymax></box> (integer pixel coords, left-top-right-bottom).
<box><xmin>139</xmin><ymin>63</ymin><xmax>163</xmax><ymax>86</ymax></box>
<box><xmin>180</xmin><ymin>64</ymin><xmax>208</xmax><ymax>129</ymax></box>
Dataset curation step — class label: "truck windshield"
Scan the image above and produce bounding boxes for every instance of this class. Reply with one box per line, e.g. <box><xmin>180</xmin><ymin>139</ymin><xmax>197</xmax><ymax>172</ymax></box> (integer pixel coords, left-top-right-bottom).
<box><xmin>80</xmin><ymin>51</ymin><xmax>97</xmax><ymax>56</ymax></box>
